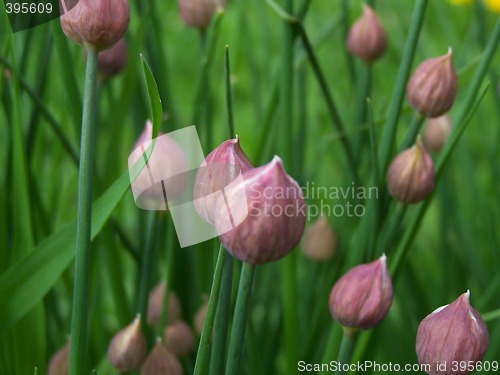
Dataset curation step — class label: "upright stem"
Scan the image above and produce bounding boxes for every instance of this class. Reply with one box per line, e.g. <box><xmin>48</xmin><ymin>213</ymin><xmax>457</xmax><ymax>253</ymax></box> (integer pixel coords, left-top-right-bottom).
<box><xmin>225</xmin><ymin>263</ymin><xmax>256</xmax><ymax>375</ymax></box>
<box><xmin>335</xmin><ymin>328</ymin><xmax>359</xmax><ymax>375</ymax></box>
<box><xmin>69</xmin><ymin>48</ymin><xmax>98</xmax><ymax>375</ymax></box>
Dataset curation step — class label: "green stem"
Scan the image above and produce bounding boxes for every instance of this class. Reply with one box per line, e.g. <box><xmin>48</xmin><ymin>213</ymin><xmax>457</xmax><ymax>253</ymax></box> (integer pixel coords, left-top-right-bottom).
<box><xmin>68</xmin><ymin>48</ymin><xmax>98</xmax><ymax>375</ymax></box>
<box><xmin>335</xmin><ymin>329</ymin><xmax>359</xmax><ymax>375</ymax></box>
<box><xmin>224</xmin><ymin>46</ymin><xmax>235</xmax><ymax>138</ymax></box>
<box><xmin>158</xmin><ymin>218</ymin><xmax>177</xmax><ymax>335</ymax></box>
<box><xmin>209</xmin><ymin>253</ymin><xmax>234</xmax><ymax>375</ymax></box>
<box><xmin>378</xmin><ymin>0</ymin><xmax>429</xmax><ymax>173</ymax></box>
<box><xmin>295</xmin><ymin>24</ymin><xmax>360</xmax><ymax>185</ymax></box>
<box><xmin>225</xmin><ymin>262</ymin><xmax>256</xmax><ymax>375</ymax></box>
<box><xmin>341</xmin><ymin>0</ymin><xmax>355</xmax><ymax>84</ymax></box>
<box><xmin>193</xmin><ymin>247</ymin><xmax>227</xmax><ymax>375</ymax></box>
<box><xmin>483</xmin><ymin>308</ymin><xmax>500</xmax><ymax>323</ymax></box>
<box><xmin>398</xmin><ymin>114</ymin><xmax>425</xmax><ymax>152</ymax></box>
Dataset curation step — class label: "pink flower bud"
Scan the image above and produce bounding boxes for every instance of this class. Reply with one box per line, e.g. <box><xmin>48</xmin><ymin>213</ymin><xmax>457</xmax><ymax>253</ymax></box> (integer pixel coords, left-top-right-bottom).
<box><xmin>216</xmin><ymin>156</ymin><xmax>307</xmax><ymax>264</ymax></box>
<box><xmin>178</xmin><ymin>0</ymin><xmax>226</xmax><ymax>29</ymax></box>
<box><xmin>98</xmin><ymin>37</ymin><xmax>127</xmax><ymax>77</ymax></box>
<box><xmin>60</xmin><ymin>0</ymin><xmax>130</xmax><ymax>51</ymax></box>
<box><xmin>48</xmin><ymin>340</ymin><xmax>70</xmax><ymax>375</ymax></box>
<box><xmin>346</xmin><ymin>5</ymin><xmax>387</xmax><ymax>63</ymax></box>
<box><xmin>301</xmin><ymin>216</ymin><xmax>337</xmax><ymax>261</ymax></box>
<box><xmin>163</xmin><ymin>320</ymin><xmax>195</xmax><ymax>356</ymax></box>
<box><xmin>406</xmin><ymin>49</ymin><xmax>458</xmax><ymax>118</ymax></box>
<box><xmin>147</xmin><ymin>281</ymin><xmax>182</xmax><ymax>327</ymax></box>
<box><xmin>141</xmin><ymin>339</ymin><xmax>184</xmax><ymax>375</ymax></box>
<box><xmin>129</xmin><ymin>121</ymin><xmax>188</xmax><ymax>210</ymax></box>
<box><xmin>386</xmin><ymin>138</ymin><xmax>435</xmax><ymax>204</ymax></box>
<box><xmin>194</xmin><ymin>137</ymin><xmax>253</xmax><ymax>224</ymax></box>
<box><xmin>108</xmin><ymin>315</ymin><xmax>147</xmax><ymax>371</ymax></box>
<box><xmin>416</xmin><ymin>291</ymin><xmax>489</xmax><ymax>375</ymax></box>
<box><xmin>423</xmin><ymin>114</ymin><xmax>453</xmax><ymax>153</ymax></box>
<box><xmin>329</xmin><ymin>255</ymin><xmax>393</xmax><ymax>330</ymax></box>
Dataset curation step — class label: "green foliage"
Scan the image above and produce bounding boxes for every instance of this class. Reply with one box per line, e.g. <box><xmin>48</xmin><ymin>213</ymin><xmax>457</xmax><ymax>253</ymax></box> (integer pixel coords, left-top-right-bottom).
<box><xmin>0</xmin><ymin>1</ymin><xmax>499</xmax><ymax>374</ymax></box>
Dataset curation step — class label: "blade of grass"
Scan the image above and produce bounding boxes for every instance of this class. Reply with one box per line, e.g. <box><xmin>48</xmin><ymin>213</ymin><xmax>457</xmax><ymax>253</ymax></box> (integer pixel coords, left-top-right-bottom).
<box><xmin>141</xmin><ymin>54</ymin><xmax>162</xmax><ymax>139</ymax></box>
<box><xmin>69</xmin><ymin>47</ymin><xmax>99</xmax><ymax>375</ymax></box>
<box><xmin>193</xmin><ymin>246</ymin><xmax>227</xmax><ymax>375</ymax></box>
<box><xmin>0</xmin><ymin>155</ymin><xmax>149</xmax><ymax>332</ymax></box>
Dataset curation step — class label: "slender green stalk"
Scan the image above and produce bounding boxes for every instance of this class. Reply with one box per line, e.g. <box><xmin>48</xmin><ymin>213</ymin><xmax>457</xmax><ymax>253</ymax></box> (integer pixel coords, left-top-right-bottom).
<box><xmin>136</xmin><ymin>211</ymin><xmax>159</xmax><ymax>340</ymax></box>
<box><xmin>398</xmin><ymin>114</ymin><xmax>425</xmax><ymax>152</ymax></box>
<box><xmin>353</xmin><ymin>64</ymin><xmax>372</xmax><ymax>158</ymax></box>
<box><xmin>193</xmin><ymin>247</ymin><xmax>227</xmax><ymax>375</ymax></box>
<box><xmin>224</xmin><ymin>46</ymin><xmax>235</xmax><ymax>138</ymax></box>
<box><xmin>158</xmin><ymin>219</ymin><xmax>177</xmax><ymax>335</ymax></box>
<box><xmin>295</xmin><ymin>24</ymin><xmax>360</xmax><ymax>185</ymax></box>
<box><xmin>225</xmin><ymin>263</ymin><xmax>256</xmax><ymax>375</ymax></box>
<box><xmin>483</xmin><ymin>308</ymin><xmax>500</xmax><ymax>323</ymax></box>
<box><xmin>378</xmin><ymin>0</ymin><xmax>429</xmax><ymax>173</ymax></box>
<box><xmin>278</xmin><ymin>2</ymin><xmax>300</xmax><ymax>374</ymax></box>
<box><xmin>335</xmin><ymin>328</ymin><xmax>359</xmax><ymax>375</ymax></box>
<box><xmin>209</xmin><ymin>253</ymin><xmax>234</xmax><ymax>375</ymax></box>
<box><xmin>341</xmin><ymin>0</ymin><xmax>355</xmax><ymax>84</ymax></box>
<box><xmin>208</xmin><ymin>43</ymin><xmax>238</xmax><ymax>375</ymax></box>
<box><xmin>69</xmin><ymin>48</ymin><xmax>98</xmax><ymax>375</ymax></box>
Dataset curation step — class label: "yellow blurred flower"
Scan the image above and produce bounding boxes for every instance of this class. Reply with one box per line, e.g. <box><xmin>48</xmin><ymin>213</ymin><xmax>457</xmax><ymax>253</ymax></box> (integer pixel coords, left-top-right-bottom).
<box><xmin>484</xmin><ymin>0</ymin><xmax>500</xmax><ymax>12</ymax></box>
<box><xmin>448</xmin><ymin>0</ymin><xmax>500</xmax><ymax>12</ymax></box>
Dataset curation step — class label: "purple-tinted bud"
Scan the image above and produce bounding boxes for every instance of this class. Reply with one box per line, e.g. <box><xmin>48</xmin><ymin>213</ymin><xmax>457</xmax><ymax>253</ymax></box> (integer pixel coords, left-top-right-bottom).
<box><xmin>194</xmin><ymin>137</ymin><xmax>253</xmax><ymax>224</ymax></box>
<box><xmin>424</xmin><ymin>114</ymin><xmax>453</xmax><ymax>154</ymax></box>
<box><xmin>346</xmin><ymin>4</ymin><xmax>387</xmax><ymax>63</ymax></box>
<box><xmin>147</xmin><ymin>281</ymin><xmax>182</xmax><ymax>327</ymax></box>
<box><xmin>60</xmin><ymin>0</ymin><xmax>130</xmax><ymax>51</ymax></box>
<box><xmin>98</xmin><ymin>37</ymin><xmax>127</xmax><ymax>77</ymax></box>
<box><xmin>129</xmin><ymin>121</ymin><xmax>188</xmax><ymax>210</ymax></box>
<box><xmin>301</xmin><ymin>216</ymin><xmax>337</xmax><ymax>261</ymax></box>
<box><xmin>416</xmin><ymin>291</ymin><xmax>489</xmax><ymax>375</ymax></box>
<box><xmin>108</xmin><ymin>315</ymin><xmax>147</xmax><ymax>371</ymax></box>
<box><xmin>140</xmin><ymin>339</ymin><xmax>184</xmax><ymax>375</ymax></box>
<box><xmin>216</xmin><ymin>156</ymin><xmax>307</xmax><ymax>265</ymax></box>
<box><xmin>48</xmin><ymin>340</ymin><xmax>70</xmax><ymax>375</ymax></box>
<box><xmin>387</xmin><ymin>138</ymin><xmax>435</xmax><ymax>204</ymax></box>
<box><xmin>329</xmin><ymin>255</ymin><xmax>393</xmax><ymax>330</ymax></box>
<box><xmin>163</xmin><ymin>320</ymin><xmax>195</xmax><ymax>356</ymax></box>
<box><xmin>178</xmin><ymin>0</ymin><xmax>226</xmax><ymax>29</ymax></box>
<box><xmin>406</xmin><ymin>49</ymin><xmax>458</xmax><ymax>118</ymax></box>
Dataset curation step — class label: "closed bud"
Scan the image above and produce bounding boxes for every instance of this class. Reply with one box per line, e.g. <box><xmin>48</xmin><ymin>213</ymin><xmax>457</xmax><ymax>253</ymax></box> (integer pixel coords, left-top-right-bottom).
<box><xmin>98</xmin><ymin>37</ymin><xmax>127</xmax><ymax>78</ymax></box>
<box><xmin>129</xmin><ymin>121</ymin><xmax>187</xmax><ymax>210</ymax></box>
<box><xmin>194</xmin><ymin>137</ymin><xmax>253</xmax><ymax>224</ymax></box>
<box><xmin>387</xmin><ymin>138</ymin><xmax>435</xmax><ymax>204</ymax></box>
<box><xmin>48</xmin><ymin>340</ymin><xmax>70</xmax><ymax>375</ymax></box>
<box><xmin>346</xmin><ymin>4</ymin><xmax>387</xmax><ymax>63</ymax></box>
<box><xmin>329</xmin><ymin>255</ymin><xmax>393</xmax><ymax>330</ymax></box>
<box><xmin>60</xmin><ymin>0</ymin><xmax>130</xmax><ymax>51</ymax></box>
<box><xmin>301</xmin><ymin>216</ymin><xmax>337</xmax><ymax>261</ymax></box>
<box><xmin>416</xmin><ymin>291</ymin><xmax>489</xmax><ymax>375</ymax></box>
<box><xmin>178</xmin><ymin>0</ymin><xmax>226</xmax><ymax>29</ymax></box>
<box><xmin>147</xmin><ymin>281</ymin><xmax>182</xmax><ymax>327</ymax></box>
<box><xmin>141</xmin><ymin>339</ymin><xmax>184</xmax><ymax>375</ymax></box>
<box><xmin>406</xmin><ymin>49</ymin><xmax>458</xmax><ymax>118</ymax></box>
<box><xmin>216</xmin><ymin>156</ymin><xmax>307</xmax><ymax>264</ymax></box>
<box><xmin>108</xmin><ymin>315</ymin><xmax>147</xmax><ymax>371</ymax></box>
<box><xmin>163</xmin><ymin>320</ymin><xmax>195</xmax><ymax>356</ymax></box>
<box><xmin>423</xmin><ymin>114</ymin><xmax>453</xmax><ymax>154</ymax></box>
